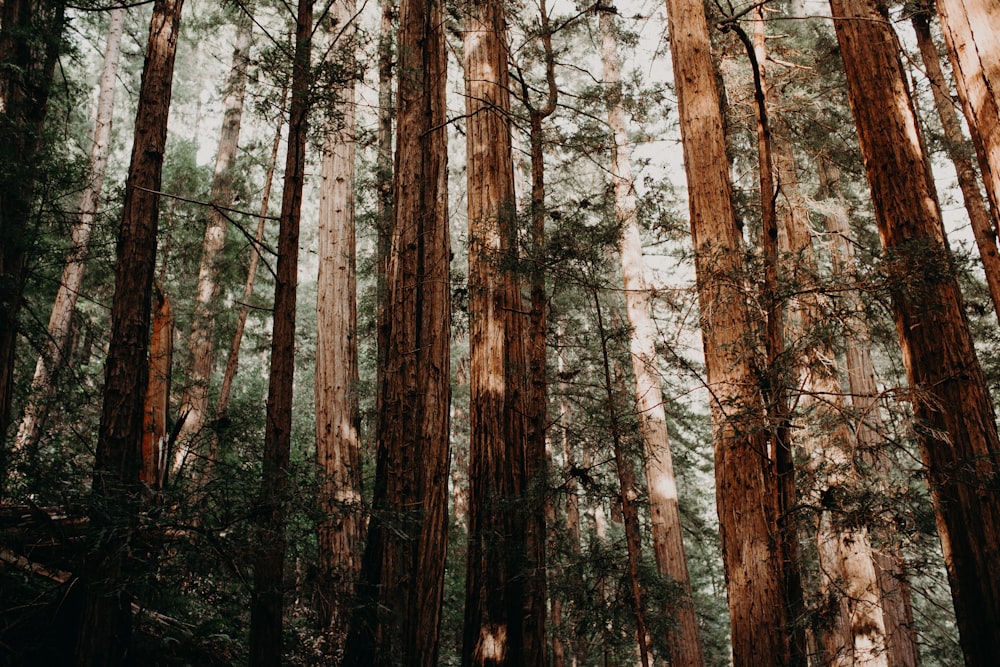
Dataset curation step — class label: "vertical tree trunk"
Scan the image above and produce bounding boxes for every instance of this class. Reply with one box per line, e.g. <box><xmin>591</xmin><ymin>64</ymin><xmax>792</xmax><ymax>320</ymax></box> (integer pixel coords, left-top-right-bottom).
<box><xmin>314</xmin><ymin>0</ymin><xmax>361</xmax><ymax>655</ymax></box>
<box><xmin>141</xmin><ymin>285</ymin><xmax>172</xmax><ymax>491</ymax></box>
<box><xmin>12</xmin><ymin>3</ymin><xmax>124</xmax><ymax>462</ymax></box>
<box><xmin>461</xmin><ymin>1</ymin><xmax>531</xmax><ymax>664</ymax></box>
<box><xmin>661</xmin><ymin>0</ymin><xmax>795</xmax><ymax>663</ymax></box>
<box><xmin>248</xmin><ymin>1</ymin><xmax>312</xmax><ymax>663</ymax></box>
<box><xmin>173</xmin><ymin>8</ymin><xmax>253</xmax><ymax>476</ymax></box>
<box><xmin>0</xmin><ymin>0</ymin><xmax>65</xmax><ymax>498</ymax></box>
<box><xmin>830</xmin><ymin>0</ymin><xmax>1000</xmax><ymax>662</ymax></box>
<box><xmin>375</xmin><ymin>0</ymin><xmax>395</xmax><ymax>403</ymax></box>
<box><xmin>342</xmin><ymin>0</ymin><xmax>451</xmax><ymax>663</ymax></box>
<box><xmin>598</xmin><ymin>10</ymin><xmax>704</xmax><ymax>667</ymax></box>
<box><xmin>911</xmin><ymin>5</ymin><xmax>1000</xmax><ymax>322</ymax></box>
<box><xmin>935</xmin><ymin>0</ymin><xmax>1000</xmax><ymax>228</ymax></box>
<box><xmin>74</xmin><ymin>1</ymin><xmax>184</xmax><ymax>662</ymax></box>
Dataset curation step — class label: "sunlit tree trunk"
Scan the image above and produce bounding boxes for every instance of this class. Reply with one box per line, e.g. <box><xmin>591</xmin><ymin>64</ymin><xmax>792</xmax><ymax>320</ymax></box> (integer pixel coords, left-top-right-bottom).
<box><xmin>249</xmin><ymin>1</ymin><xmax>312</xmax><ymax>663</ymax></box>
<box><xmin>74</xmin><ymin>1</ymin><xmax>184</xmax><ymax>662</ymax></box>
<box><xmin>0</xmin><ymin>0</ymin><xmax>65</xmax><ymax>498</ymax></box>
<box><xmin>935</xmin><ymin>0</ymin><xmax>1000</xmax><ymax>229</ymax></box>
<box><xmin>911</xmin><ymin>4</ymin><xmax>1000</xmax><ymax>322</ymax></box>
<box><xmin>661</xmin><ymin>0</ymin><xmax>796</xmax><ymax>662</ymax></box>
<box><xmin>461</xmin><ymin>1</ymin><xmax>532</xmax><ymax>664</ymax></box>
<box><xmin>831</xmin><ymin>0</ymin><xmax>1000</xmax><ymax>662</ymax></box>
<box><xmin>141</xmin><ymin>285</ymin><xmax>172</xmax><ymax>491</ymax></box>
<box><xmin>598</xmin><ymin>11</ymin><xmax>704</xmax><ymax>666</ymax></box>
<box><xmin>12</xmin><ymin>3</ymin><xmax>124</xmax><ymax>463</ymax></box>
<box><xmin>173</xmin><ymin>8</ymin><xmax>252</xmax><ymax>476</ymax></box>
<box><xmin>342</xmin><ymin>0</ymin><xmax>451</xmax><ymax>663</ymax></box>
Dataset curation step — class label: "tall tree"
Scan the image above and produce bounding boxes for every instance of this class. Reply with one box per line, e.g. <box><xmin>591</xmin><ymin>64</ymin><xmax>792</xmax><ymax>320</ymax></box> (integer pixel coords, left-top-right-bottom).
<box><xmin>74</xmin><ymin>0</ymin><xmax>184</xmax><ymax>662</ymax></box>
<box><xmin>661</xmin><ymin>0</ymin><xmax>798</xmax><ymax>663</ymax></box>
<box><xmin>461</xmin><ymin>0</ymin><xmax>532</xmax><ymax>663</ymax></box>
<box><xmin>249</xmin><ymin>0</ymin><xmax>312</xmax><ymax>663</ymax></box>
<box><xmin>0</xmin><ymin>0</ymin><xmax>66</xmax><ymax>497</ymax></box>
<box><xmin>830</xmin><ymin>0</ymin><xmax>1000</xmax><ymax>662</ymax></box>
<box><xmin>598</xmin><ymin>10</ymin><xmax>704</xmax><ymax>666</ymax></box>
<box><xmin>314</xmin><ymin>0</ymin><xmax>361</xmax><ymax>653</ymax></box>
<box><xmin>173</xmin><ymin>7</ymin><xmax>253</xmax><ymax>476</ymax></box>
<box><xmin>342</xmin><ymin>0</ymin><xmax>451</xmax><ymax>662</ymax></box>
<box><xmin>12</xmin><ymin>3</ymin><xmax>125</xmax><ymax>463</ymax></box>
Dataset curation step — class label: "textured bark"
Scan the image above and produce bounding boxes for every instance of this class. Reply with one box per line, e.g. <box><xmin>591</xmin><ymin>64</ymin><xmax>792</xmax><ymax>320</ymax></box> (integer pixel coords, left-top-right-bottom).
<box><xmin>830</xmin><ymin>0</ymin><xmax>1000</xmax><ymax>662</ymax></box>
<box><xmin>599</xmin><ymin>11</ymin><xmax>704</xmax><ymax>667</ymax></box>
<box><xmin>74</xmin><ymin>1</ymin><xmax>184</xmax><ymax>662</ymax></box>
<box><xmin>819</xmin><ymin>160</ymin><xmax>922</xmax><ymax>667</ymax></box>
<box><xmin>935</xmin><ymin>0</ymin><xmax>1000</xmax><ymax>231</ymax></box>
<box><xmin>461</xmin><ymin>1</ymin><xmax>531</xmax><ymax>664</ymax></box>
<box><xmin>0</xmin><ymin>0</ymin><xmax>65</xmax><ymax>497</ymax></box>
<box><xmin>173</xmin><ymin>8</ymin><xmax>252</xmax><ymax>476</ymax></box>
<box><xmin>314</xmin><ymin>0</ymin><xmax>361</xmax><ymax>655</ymax></box>
<box><xmin>661</xmin><ymin>0</ymin><xmax>794</xmax><ymax>663</ymax></box>
<box><xmin>912</xmin><ymin>6</ymin><xmax>1000</xmax><ymax>322</ymax></box>
<box><xmin>342</xmin><ymin>0</ymin><xmax>450</xmax><ymax>663</ymax></box>
<box><xmin>248</xmin><ymin>1</ymin><xmax>312</xmax><ymax>663</ymax></box>
<box><xmin>141</xmin><ymin>286</ymin><xmax>172</xmax><ymax>491</ymax></box>
<box><xmin>374</xmin><ymin>0</ymin><xmax>395</xmax><ymax>405</ymax></box>
<box><xmin>13</xmin><ymin>4</ymin><xmax>124</xmax><ymax>462</ymax></box>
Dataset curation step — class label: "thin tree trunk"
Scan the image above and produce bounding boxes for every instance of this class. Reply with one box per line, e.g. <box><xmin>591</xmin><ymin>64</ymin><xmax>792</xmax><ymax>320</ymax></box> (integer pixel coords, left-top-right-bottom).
<box><xmin>461</xmin><ymin>1</ymin><xmax>531</xmax><ymax>664</ymax></box>
<box><xmin>660</xmin><ymin>0</ymin><xmax>795</xmax><ymax>663</ymax></box>
<box><xmin>141</xmin><ymin>285</ymin><xmax>172</xmax><ymax>491</ymax></box>
<box><xmin>374</xmin><ymin>0</ymin><xmax>395</xmax><ymax>406</ymax></box>
<box><xmin>342</xmin><ymin>0</ymin><xmax>451</xmax><ymax>663</ymax></box>
<box><xmin>598</xmin><ymin>11</ymin><xmax>704</xmax><ymax>667</ymax></box>
<box><xmin>0</xmin><ymin>0</ymin><xmax>66</xmax><ymax>498</ymax></box>
<box><xmin>911</xmin><ymin>5</ymin><xmax>1000</xmax><ymax>322</ymax></box>
<box><xmin>248</xmin><ymin>1</ymin><xmax>312</xmax><ymax>663</ymax></box>
<box><xmin>935</xmin><ymin>0</ymin><xmax>1000</xmax><ymax>230</ymax></box>
<box><xmin>74</xmin><ymin>1</ymin><xmax>184</xmax><ymax>662</ymax></box>
<box><xmin>830</xmin><ymin>0</ymin><xmax>1000</xmax><ymax>662</ymax></box>
<box><xmin>173</xmin><ymin>8</ymin><xmax>253</xmax><ymax>476</ymax></box>
<box><xmin>314</xmin><ymin>0</ymin><xmax>361</xmax><ymax>655</ymax></box>
<box><xmin>12</xmin><ymin>3</ymin><xmax>124</xmax><ymax>462</ymax></box>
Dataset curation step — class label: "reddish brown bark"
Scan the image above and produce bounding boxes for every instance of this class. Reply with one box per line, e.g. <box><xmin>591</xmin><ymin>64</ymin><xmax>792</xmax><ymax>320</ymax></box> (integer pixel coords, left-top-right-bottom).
<box><xmin>141</xmin><ymin>286</ymin><xmax>172</xmax><ymax>491</ymax></box>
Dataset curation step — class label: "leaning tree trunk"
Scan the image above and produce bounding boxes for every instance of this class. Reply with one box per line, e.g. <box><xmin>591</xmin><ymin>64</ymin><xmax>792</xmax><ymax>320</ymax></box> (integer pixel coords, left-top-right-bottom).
<box><xmin>461</xmin><ymin>1</ymin><xmax>532</xmax><ymax>664</ymax></box>
<box><xmin>249</xmin><ymin>1</ymin><xmax>312</xmax><ymax>664</ymax></box>
<box><xmin>934</xmin><ymin>0</ymin><xmax>1000</xmax><ymax>229</ymax></box>
<box><xmin>13</xmin><ymin>3</ymin><xmax>124</xmax><ymax>464</ymax></box>
<box><xmin>74</xmin><ymin>1</ymin><xmax>184</xmax><ymax>663</ymax></box>
<box><xmin>599</xmin><ymin>11</ymin><xmax>704</xmax><ymax>667</ymax></box>
<box><xmin>314</xmin><ymin>0</ymin><xmax>361</xmax><ymax>655</ymax></box>
<box><xmin>830</xmin><ymin>0</ymin><xmax>1000</xmax><ymax>663</ymax></box>
<box><xmin>173</xmin><ymin>8</ymin><xmax>253</xmax><ymax>477</ymax></box>
<box><xmin>342</xmin><ymin>0</ymin><xmax>451</xmax><ymax>663</ymax></box>
<box><xmin>0</xmin><ymin>0</ymin><xmax>65</xmax><ymax>498</ymax></box>
<box><xmin>911</xmin><ymin>4</ymin><xmax>1000</xmax><ymax>322</ymax></box>
<box><xmin>660</xmin><ymin>0</ymin><xmax>796</xmax><ymax>663</ymax></box>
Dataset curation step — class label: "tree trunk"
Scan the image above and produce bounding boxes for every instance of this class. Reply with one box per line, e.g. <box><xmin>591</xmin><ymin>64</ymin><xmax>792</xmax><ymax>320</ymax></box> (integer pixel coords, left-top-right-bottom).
<box><xmin>830</xmin><ymin>0</ymin><xmax>1000</xmax><ymax>662</ymax></box>
<box><xmin>314</xmin><ymin>0</ymin><xmax>361</xmax><ymax>655</ymax></box>
<box><xmin>141</xmin><ymin>285</ymin><xmax>172</xmax><ymax>491</ymax></box>
<box><xmin>598</xmin><ymin>11</ymin><xmax>704</xmax><ymax>667</ymax></box>
<box><xmin>461</xmin><ymin>1</ymin><xmax>531</xmax><ymax>664</ymax></box>
<box><xmin>173</xmin><ymin>8</ymin><xmax>253</xmax><ymax>476</ymax></box>
<box><xmin>911</xmin><ymin>5</ymin><xmax>1000</xmax><ymax>322</ymax></box>
<box><xmin>661</xmin><ymin>0</ymin><xmax>795</xmax><ymax>663</ymax></box>
<box><xmin>342</xmin><ymin>0</ymin><xmax>451</xmax><ymax>663</ymax></box>
<box><xmin>375</xmin><ymin>0</ymin><xmax>395</xmax><ymax>411</ymax></box>
<box><xmin>0</xmin><ymin>0</ymin><xmax>65</xmax><ymax>498</ymax></box>
<box><xmin>248</xmin><ymin>1</ymin><xmax>312</xmax><ymax>663</ymax></box>
<box><xmin>12</xmin><ymin>3</ymin><xmax>124</xmax><ymax>463</ymax></box>
<box><xmin>935</xmin><ymin>0</ymin><xmax>1000</xmax><ymax>230</ymax></box>
<box><xmin>74</xmin><ymin>1</ymin><xmax>184</xmax><ymax>662</ymax></box>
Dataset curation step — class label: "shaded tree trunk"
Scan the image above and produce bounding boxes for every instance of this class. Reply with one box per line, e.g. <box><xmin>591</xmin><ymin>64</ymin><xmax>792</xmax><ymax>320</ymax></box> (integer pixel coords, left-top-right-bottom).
<box><xmin>12</xmin><ymin>3</ymin><xmax>124</xmax><ymax>463</ymax></box>
<box><xmin>598</xmin><ymin>10</ymin><xmax>704</xmax><ymax>667</ymax></box>
<box><xmin>141</xmin><ymin>285</ymin><xmax>172</xmax><ymax>491</ymax></box>
<box><xmin>830</xmin><ymin>0</ymin><xmax>1000</xmax><ymax>662</ymax></box>
<box><xmin>342</xmin><ymin>0</ymin><xmax>451</xmax><ymax>663</ymax></box>
<box><xmin>248</xmin><ymin>1</ymin><xmax>312</xmax><ymax>663</ymax></box>
<box><xmin>173</xmin><ymin>7</ymin><xmax>253</xmax><ymax>477</ymax></box>
<box><xmin>661</xmin><ymin>0</ymin><xmax>796</xmax><ymax>663</ymax></box>
<box><xmin>74</xmin><ymin>1</ymin><xmax>184</xmax><ymax>662</ymax></box>
<box><xmin>314</xmin><ymin>0</ymin><xmax>361</xmax><ymax>655</ymax></box>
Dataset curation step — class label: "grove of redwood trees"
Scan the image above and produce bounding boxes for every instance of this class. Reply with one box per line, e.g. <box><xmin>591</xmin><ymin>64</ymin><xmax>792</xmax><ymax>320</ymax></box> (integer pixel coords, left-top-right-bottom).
<box><xmin>3</xmin><ymin>0</ymin><xmax>1000</xmax><ymax>665</ymax></box>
